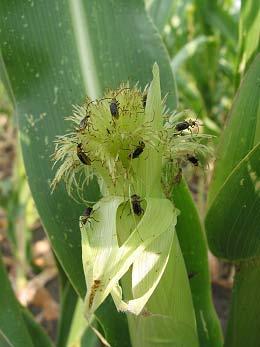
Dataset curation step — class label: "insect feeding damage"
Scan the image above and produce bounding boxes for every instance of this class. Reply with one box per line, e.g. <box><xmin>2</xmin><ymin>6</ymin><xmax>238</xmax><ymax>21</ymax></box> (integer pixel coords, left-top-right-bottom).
<box><xmin>88</xmin><ymin>279</ymin><xmax>102</xmax><ymax>308</ymax></box>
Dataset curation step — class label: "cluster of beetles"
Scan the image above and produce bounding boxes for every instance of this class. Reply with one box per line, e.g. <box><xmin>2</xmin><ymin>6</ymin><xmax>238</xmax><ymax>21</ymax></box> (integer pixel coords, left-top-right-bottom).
<box><xmin>73</xmin><ymin>88</ymin><xmax>200</xmax><ymax>227</ymax></box>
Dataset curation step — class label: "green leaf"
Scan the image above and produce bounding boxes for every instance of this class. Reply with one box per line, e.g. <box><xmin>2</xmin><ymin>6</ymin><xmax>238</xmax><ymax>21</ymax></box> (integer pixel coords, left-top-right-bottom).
<box><xmin>206</xmin><ymin>6</ymin><xmax>237</xmax><ymax>46</ymax></box>
<box><xmin>95</xmin><ymin>297</ymin><xmax>130</xmax><ymax>347</ymax></box>
<box><xmin>206</xmin><ymin>143</ymin><xmax>260</xmax><ymax>259</ymax></box>
<box><xmin>0</xmin><ymin>52</ymin><xmax>15</xmax><ymax>108</ymax></box>
<box><xmin>0</xmin><ymin>255</ymin><xmax>33</xmax><ymax>347</ymax></box>
<box><xmin>148</xmin><ymin>0</ymin><xmax>174</xmax><ymax>33</ymax></box>
<box><xmin>56</xmin><ymin>281</ymin><xmax>78</xmax><ymax>347</ymax></box>
<box><xmin>208</xmin><ymin>54</ymin><xmax>260</xmax><ymax>206</ymax></box>
<box><xmin>171</xmin><ymin>35</ymin><xmax>215</xmax><ymax>72</ymax></box>
<box><xmin>55</xmin><ymin>253</ymin><xmax>96</xmax><ymax>347</ymax></box>
<box><xmin>21</xmin><ymin>309</ymin><xmax>54</xmax><ymax>347</ymax></box>
<box><xmin>237</xmin><ymin>0</ymin><xmax>260</xmax><ymax>84</ymax></box>
<box><xmin>172</xmin><ymin>181</ymin><xmax>223</xmax><ymax>346</ymax></box>
<box><xmin>56</xmin><ymin>280</ymin><xmax>100</xmax><ymax>347</ymax></box>
<box><xmin>205</xmin><ymin>52</ymin><xmax>260</xmax><ymax>347</ymax></box>
<box><xmin>224</xmin><ymin>260</ymin><xmax>260</xmax><ymax>347</ymax></box>
<box><xmin>80</xmin><ymin>326</ymin><xmax>99</xmax><ymax>347</ymax></box>
<box><xmin>65</xmin><ymin>298</ymin><xmax>90</xmax><ymax>347</ymax></box>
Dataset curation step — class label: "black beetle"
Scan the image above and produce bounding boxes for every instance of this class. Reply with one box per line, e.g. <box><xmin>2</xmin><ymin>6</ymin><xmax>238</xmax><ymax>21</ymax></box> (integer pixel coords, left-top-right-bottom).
<box><xmin>131</xmin><ymin>194</ymin><xmax>144</xmax><ymax>216</ymax></box>
<box><xmin>80</xmin><ymin>207</ymin><xmax>98</xmax><ymax>227</ymax></box>
<box><xmin>128</xmin><ymin>141</ymin><xmax>145</xmax><ymax>159</ymax></box>
<box><xmin>175</xmin><ymin>119</ymin><xmax>199</xmax><ymax>132</ymax></box>
<box><xmin>109</xmin><ymin>98</ymin><xmax>120</xmax><ymax>119</ymax></box>
<box><xmin>76</xmin><ymin>143</ymin><xmax>91</xmax><ymax>165</ymax></box>
<box><xmin>187</xmin><ymin>154</ymin><xmax>199</xmax><ymax>166</ymax></box>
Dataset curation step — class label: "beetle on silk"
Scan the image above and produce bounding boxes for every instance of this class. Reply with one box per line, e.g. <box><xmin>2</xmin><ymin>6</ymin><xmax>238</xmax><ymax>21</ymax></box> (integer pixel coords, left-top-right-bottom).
<box><xmin>142</xmin><ymin>92</ymin><xmax>148</xmax><ymax>109</ymax></box>
<box><xmin>77</xmin><ymin>100</ymin><xmax>97</xmax><ymax>132</ymax></box>
<box><xmin>103</xmin><ymin>87</ymin><xmax>130</xmax><ymax>119</ymax></box>
<box><xmin>175</xmin><ymin>119</ymin><xmax>199</xmax><ymax>133</ymax></box>
<box><xmin>76</xmin><ymin>143</ymin><xmax>91</xmax><ymax>165</ymax></box>
<box><xmin>187</xmin><ymin>154</ymin><xmax>199</xmax><ymax>166</ymax></box>
<box><xmin>128</xmin><ymin>141</ymin><xmax>145</xmax><ymax>159</ymax></box>
<box><xmin>109</xmin><ymin>97</ymin><xmax>120</xmax><ymax>118</ymax></box>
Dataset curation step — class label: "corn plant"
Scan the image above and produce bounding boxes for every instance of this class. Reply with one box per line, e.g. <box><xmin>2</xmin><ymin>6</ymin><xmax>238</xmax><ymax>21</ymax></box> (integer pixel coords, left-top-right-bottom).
<box><xmin>0</xmin><ymin>1</ymin><xmax>259</xmax><ymax>347</ymax></box>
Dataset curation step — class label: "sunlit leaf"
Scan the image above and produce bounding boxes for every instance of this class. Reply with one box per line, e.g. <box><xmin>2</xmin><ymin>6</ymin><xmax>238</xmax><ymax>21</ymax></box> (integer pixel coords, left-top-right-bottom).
<box><xmin>208</xmin><ymin>54</ymin><xmax>260</xmax><ymax>206</ymax></box>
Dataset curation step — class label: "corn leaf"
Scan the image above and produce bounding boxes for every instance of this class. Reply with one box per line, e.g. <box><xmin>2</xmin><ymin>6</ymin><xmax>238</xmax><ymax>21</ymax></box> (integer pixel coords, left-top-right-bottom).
<box><xmin>224</xmin><ymin>261</ymin><xmax>260</xmax><ymax>347</ymax></box>
<box><xmin>206</xmin><ymin>6</ymin><xmax>237</xmax><ymax>46</ymax></box>
<box><xmin>56</xmin><ymin>281</ymin><xmax>78</xmax><ymax>347</ymax></box>
<box><xmin>206</xmin><ymin>55</ymin><xmax>260</xmax><ymax>259</ymax></box>
<box><xmin>148</xmin><ymin>0</ymin><xmax>174</xmax><ymax>33</ymax></box>
<box><xmin>208</xmin><ymin>54</ymin><xmax>260</xmax><ymax>207</ymax></box>
<box><xmin>0</xmin><ymin>52</ymin><xmax>15</xmax><ymax>108</ymax></box>
<box><xmin>65</xmin><ymin>299</ymin><xmax>95</xmax><ymax>347</ymax></box>
<box><xmin>237</xmin><ymin>0</ymin><xmax>260</xmax><ymax>84</ymax></box>
<box><xmin>56</xmin><ymin>257</ymin><xmax>101</xmax><ymax>347</ymax></box>
<box><xmin>205</xmin><ymin>51</ymin><xmax>260</xmax><ymax>347</ymax></box>
<box><xmin>171</xmin><ymin>36</ymin><xmax>215</xmax><ymax>73</ymax></box>
<box><xmin>94</xmin><ymin>296</ymin><xmax>130</xmax><ymax>347</ymax></box>
<box><xmin>206</xmin><ymin>143</ymin><xmax>260</xmax><ymax>259</ymax></box>
<box><xmin>21</xmin><ymin>309</ymin><xmax>54</xmax><ymax>347</ymax></box>
<box><xmin>80</xmin><ymin>327</ymin><xmax>99</xmax><ymax>347</ymax></box>
<box><xmin>0</xmin><ymin>255</ymin><xmax>33</xmax><ymax>347</ymax></box>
